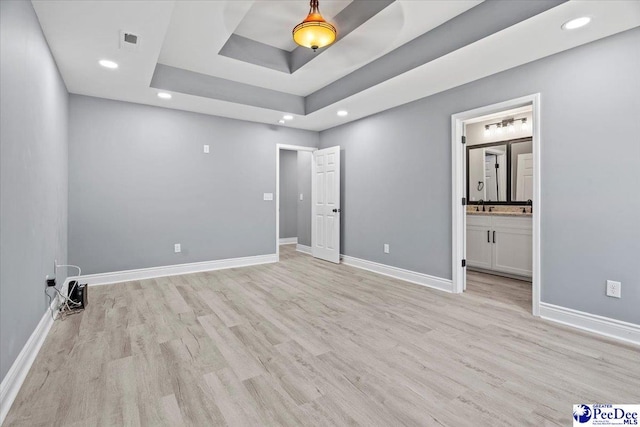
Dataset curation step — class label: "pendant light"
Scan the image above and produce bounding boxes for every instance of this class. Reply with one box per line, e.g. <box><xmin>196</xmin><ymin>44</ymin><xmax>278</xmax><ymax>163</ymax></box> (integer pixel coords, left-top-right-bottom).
<box><xmin>292</xmin><ymin>0</ymin><xmax>337</xmax><ymax>52</ymax></box>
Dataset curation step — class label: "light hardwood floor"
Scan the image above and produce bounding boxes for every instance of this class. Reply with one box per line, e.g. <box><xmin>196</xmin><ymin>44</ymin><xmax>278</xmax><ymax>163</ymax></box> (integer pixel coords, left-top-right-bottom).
<box><xmin>5</xmin><ymin>245</ymin><xmax>639</xmax><ymax>426</ymax></box>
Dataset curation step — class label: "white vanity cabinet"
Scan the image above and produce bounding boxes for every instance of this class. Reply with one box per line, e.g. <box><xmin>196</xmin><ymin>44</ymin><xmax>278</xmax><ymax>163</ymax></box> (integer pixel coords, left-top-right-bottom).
<box><xmin>467</xmin><ymin>215</ymin><xmax>493</xmax><ymax>270</ymax></box>
<box><xmin>467</xmin><ymin>215</ymin><xmax>532</xmax><ymax>277</ymax></box>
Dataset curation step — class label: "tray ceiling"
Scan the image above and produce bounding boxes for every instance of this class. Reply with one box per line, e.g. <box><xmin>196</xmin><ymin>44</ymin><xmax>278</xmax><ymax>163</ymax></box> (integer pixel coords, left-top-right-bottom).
<box><xmin>32</xmin><ymin>0</ymin><xmax>640</xmax><ymax>131</ymax></box>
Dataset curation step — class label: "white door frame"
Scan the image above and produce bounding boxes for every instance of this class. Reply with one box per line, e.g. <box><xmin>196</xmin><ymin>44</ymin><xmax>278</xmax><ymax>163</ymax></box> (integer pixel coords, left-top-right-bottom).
<box><xmin>276</xmin><ymin>144</ymin><xmax>317</xmax><ymax>261</ymax></box>
<box><xmin>451</xmin><ymin>94</ymin><xmax>541</xmax><ymax>316</ymax></box>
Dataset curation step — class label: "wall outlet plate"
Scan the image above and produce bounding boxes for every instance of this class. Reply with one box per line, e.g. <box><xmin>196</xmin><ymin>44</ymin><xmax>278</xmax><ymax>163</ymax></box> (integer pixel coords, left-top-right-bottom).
<box><xmin>203</xmin><ymin>145</ymin><xmax>210</xmax><ymax>154</ymax></box>
<box><xmin>263</xmin><ymin>193</ymin><xmax>273</xmax><ymax>201</ymax></box>
<box><xmin>383</xmin><ymin>243</ymin><xmax>390</xmax><ymax>254</ymax></box>
<box><xmin>174</xmin><ymin>243</ymin><xmax>181</xmax><ymax>253</ymax></box>
<box><xmin>606</xmin><ymin>280</ymin><xmax>621</xmax><ymax>298</ymax></box>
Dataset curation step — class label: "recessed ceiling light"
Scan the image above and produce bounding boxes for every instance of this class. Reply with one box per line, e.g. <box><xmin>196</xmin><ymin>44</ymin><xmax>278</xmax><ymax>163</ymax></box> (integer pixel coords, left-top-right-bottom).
<box><xmin>278</xmin><ymin>119</ymin><xmax>286</xmax><ymax>124</ymax></box>
<box><xmin>283</xmin><ymin>115</ymin><xmax>294</xmax><ymax>120</ymax></box>
<box><xmin>157</xmin><ymin>92</ymin><xmax>172</xmax><ymax>99</ymax></box>
<box><xmin>562</xmin><ymin>17</ymin><xmax>591</xmax><ymax>30</ymax></box>
<box><xmin>99</xmin><ymin>59</ymin><xmax>118</xmax><ymax>69</ymax></box>
<box><xmin>337</xmin><ymin>110</ymin><xmax>348</xmax><ymax>117</ymax></box>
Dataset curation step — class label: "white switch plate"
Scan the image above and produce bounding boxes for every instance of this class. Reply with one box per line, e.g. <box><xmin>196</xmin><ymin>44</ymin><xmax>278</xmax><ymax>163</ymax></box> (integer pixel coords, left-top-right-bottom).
<box><xmin>606</xmin><ymin>280</ymin><xmax>621</xmax><ymax>298</ymax></box>
<box><xmin>383</xmin><ymin>243</ymin><xmax>390</xmax><ymax>254</ymax></box>
<box><xmin>263</xmin><ymin>193</ymin><xmax>273</xmax><ymax>201</ymax></box>
<box><xmin>299</xmin><ymin>193</ymin><xmax>304</xmax><ymax>201</ymax></box>
<box><xmin>203</xmin><ymin>145</ymin><xmax>210</xmax><ymax>154</ymax></box>
<box><xmin>174</xmin><ymin>243</ymin><xmax>181</xmax><ymax>253</ymax></box>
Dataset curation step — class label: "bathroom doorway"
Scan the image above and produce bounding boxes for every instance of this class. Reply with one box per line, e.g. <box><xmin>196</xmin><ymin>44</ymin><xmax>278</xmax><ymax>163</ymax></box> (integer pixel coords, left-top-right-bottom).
<box><xmin>451</xmin><ymin>95</ymin><xmax>541</xmax><ymax>316</ymax></box>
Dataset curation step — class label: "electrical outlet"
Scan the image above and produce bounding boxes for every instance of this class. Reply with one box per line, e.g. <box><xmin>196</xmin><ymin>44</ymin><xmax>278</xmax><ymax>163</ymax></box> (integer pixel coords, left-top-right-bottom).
<box><xmin>263</xmin><ymin>193</ymin><xmax>273</xmax><ymax>201</ymax></box>
<box><xmin>383</xmin><ymin>243</ymin><xmax>390</xmax><ymax>254</ymax></box>
<box><xmin>606</xmin><ymin>280</ymin><xmax>621</xmax><ymax>298</ymax></box>
<box><xmin>299</xmin><ymin>193</ymin><xmax>304</xmax><ymax>201</ymax></box>
<box><xmin>174</xmin><ymin>243</ymin><xmax>181</xmax><ymax>253</ymax></box>
<box><xmin>203</xmin><ymin>145</ymin><xmax>210</xmax><ymax>154</ymax></box>
<box><xmin>45</xmin><ymin>275</ymin><xmax>56</xmax><ymax>287</ymax></box>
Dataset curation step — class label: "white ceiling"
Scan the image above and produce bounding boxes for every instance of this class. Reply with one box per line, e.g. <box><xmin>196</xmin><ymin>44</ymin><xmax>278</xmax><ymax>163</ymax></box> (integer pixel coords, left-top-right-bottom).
<box><xmin>32</xmin><ymin>0</ymin><xmax>640</xmax><ymax>132</ymax></box>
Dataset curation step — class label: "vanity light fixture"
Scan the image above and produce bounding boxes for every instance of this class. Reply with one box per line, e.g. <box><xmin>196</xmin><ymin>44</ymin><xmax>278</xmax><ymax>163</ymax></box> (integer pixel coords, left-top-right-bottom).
<box><xmin>293</xmin><ymin>0</ymin><xmax>337</xmax><ymax>52</ymax></box>
<box><xmin>562</xmin><ymin>17</ymin><xmax>591</xmax><ymax>30</ymax></box>
<box><xmin>483</xmin><ymin>117</ymin><xmax>530</xmax><ymax>138</ymax></box>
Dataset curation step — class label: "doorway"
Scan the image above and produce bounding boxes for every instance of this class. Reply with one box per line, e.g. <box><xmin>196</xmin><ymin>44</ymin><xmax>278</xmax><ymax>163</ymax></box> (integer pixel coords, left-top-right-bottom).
<box><xmin>276</xmin><ymin>144</ymin><xmax>316</xmax><ymax>261</ymax></box>
<box><xmin>451</xmin><ymin>94</ymin><xmax>541</xmax><ymax>316</ymax></box>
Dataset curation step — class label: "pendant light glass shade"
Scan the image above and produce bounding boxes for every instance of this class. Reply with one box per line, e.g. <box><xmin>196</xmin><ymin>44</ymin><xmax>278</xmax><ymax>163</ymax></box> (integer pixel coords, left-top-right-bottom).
<box><xmin>293</xmin><ymin>0</ymin><xmax>336</xmax><ymax>51</ymax></box>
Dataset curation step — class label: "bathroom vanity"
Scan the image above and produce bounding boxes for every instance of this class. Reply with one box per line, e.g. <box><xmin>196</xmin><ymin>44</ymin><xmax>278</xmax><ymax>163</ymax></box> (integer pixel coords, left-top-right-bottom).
<box><xmin>467</xmin><ymin>209</ymin><xmax>532</xmax><ymax>278</ymax></box>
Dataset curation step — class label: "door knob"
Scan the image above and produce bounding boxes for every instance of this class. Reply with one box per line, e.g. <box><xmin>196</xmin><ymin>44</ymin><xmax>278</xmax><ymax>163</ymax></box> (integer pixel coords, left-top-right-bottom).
<box><xmin>332</xmin><ymin>208</ymin><xmax>341</xmax><ymax>213</ymax></box>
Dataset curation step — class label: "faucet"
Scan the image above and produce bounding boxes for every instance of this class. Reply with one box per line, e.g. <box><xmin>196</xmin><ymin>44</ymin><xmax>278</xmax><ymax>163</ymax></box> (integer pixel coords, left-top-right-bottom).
<box><xmin>479</xmin><ymin>199</ymin><xmax>485</xmax><ymax>212</ymax></box>
<box><xmin>527</xmin><ymin>199</ymin><xmax>533</xmax><ymax>214</ymax></box>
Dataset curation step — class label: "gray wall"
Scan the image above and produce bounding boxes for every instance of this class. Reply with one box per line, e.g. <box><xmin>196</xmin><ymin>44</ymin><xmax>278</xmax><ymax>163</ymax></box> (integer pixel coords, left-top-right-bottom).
<box><xmin>0</xmin><ymin>0</ymin><xmax>69</xmax><ymax>380</ymax></box>
<box><xmin>297</xmin><ymin>151</ymin><xmax>312</xmax><ymax>247</ymax></box>
<box><xmin>279</xmin><ymin>150</ymin><xmax>298</xmax><ymax>239</ymax></box>
<box><xmin>69</xmin><ymin>95</ymin><xmax>318</xmax><ymax>275</ymax></box>
<box><xmin>320</xmin><ymin>28</ymin><xmax>640</xmax><ymax>324</ymax></box>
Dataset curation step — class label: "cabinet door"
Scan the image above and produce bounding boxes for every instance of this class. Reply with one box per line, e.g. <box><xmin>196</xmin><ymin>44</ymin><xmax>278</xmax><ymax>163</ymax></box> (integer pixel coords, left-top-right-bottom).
<box><xmin>491</xmin><ymin>217</ymin><xmax>532</xmax><ymax>277</ymax></box>
<box><xmin>467</xmin><ymin>216</ymin><xmax>492</xmax><ymax>270</ymax></box>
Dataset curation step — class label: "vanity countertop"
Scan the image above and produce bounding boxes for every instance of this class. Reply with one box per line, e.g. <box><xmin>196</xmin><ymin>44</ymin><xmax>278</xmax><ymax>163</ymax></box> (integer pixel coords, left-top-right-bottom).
<box><xmin>467</xmin><ymin>206</ymin><xmax>532</xmax><ymax>217</ymax></box>
<box><xmin>467</xmin><ymin>210</ymin><xmax>532</xmax><ymax>217</ymax></box>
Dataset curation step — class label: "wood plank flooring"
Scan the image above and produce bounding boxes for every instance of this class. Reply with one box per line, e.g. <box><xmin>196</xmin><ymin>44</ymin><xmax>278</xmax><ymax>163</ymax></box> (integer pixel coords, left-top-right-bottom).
<box><xmin>5</xmin><ymin>245</ymin><xmax>639</xmax><ymax>426</ymax></box>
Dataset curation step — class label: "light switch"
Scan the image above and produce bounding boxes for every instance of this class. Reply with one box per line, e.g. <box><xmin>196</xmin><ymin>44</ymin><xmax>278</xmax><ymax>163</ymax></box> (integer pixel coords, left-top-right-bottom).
<box><xmin>384</xmin><ymin>244</ymin><xmax>390</xmax><ymax>254</ymax></box>
<box><xmin>203</xmin><ymin>145</ymin><xmax>210</xmax><ymax>154</ymax></box>
<box><xmin>174</xmin><ymin>243</ymin><xmax>181</xmax><ymax>253</ymax></box>
<box><xmin>299</xmin><ymin>193</ymin><xmax>304</xmax><ymax>201</ymax></box>
<box><xmin>263</xmin><ymin>193</ymin><xmax>273</xmax><ymax>201</ymax></box>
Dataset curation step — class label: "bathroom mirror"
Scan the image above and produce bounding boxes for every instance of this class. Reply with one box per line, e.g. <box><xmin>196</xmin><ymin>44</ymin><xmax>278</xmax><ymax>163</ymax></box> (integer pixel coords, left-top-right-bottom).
<box><xmin>511</xmin><ymin>140</ymin><xmax>533</xmax><ymax>201</ymax></box>
<box><xmin>466</xmin><ymin>138</ymin><xmax>533</xmax><ymax>205</ymax></box>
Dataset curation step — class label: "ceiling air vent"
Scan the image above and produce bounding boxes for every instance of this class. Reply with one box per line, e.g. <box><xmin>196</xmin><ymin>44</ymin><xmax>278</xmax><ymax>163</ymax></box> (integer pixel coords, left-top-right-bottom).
<box><xmin>119</xmin><ymin>30</ymin><xmax>140</xmax><ymax>51</ymax></box>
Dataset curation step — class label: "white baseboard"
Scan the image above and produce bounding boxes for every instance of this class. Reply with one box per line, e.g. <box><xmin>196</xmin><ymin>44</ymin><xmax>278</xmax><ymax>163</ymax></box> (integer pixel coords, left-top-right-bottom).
<box><xmin>296</xmin><ymin>244</ymin><xmax>312</xmax><ymax>255</ymax></box>
<box><xmin>279</xmin><ymin>237</ymin><xmax>298</xmax><ymax>245</ymax></box>
<box><xmin>0</xmin><ymin>304</ymin><xmax>54</xmax><ymax>425</ymax></box>
<box><xmin>76</xmin><ymin>253</ymin><xmax>277</xmax><ymax>286</ymax></box>
<box><xmin>341</xmin><ymin>255</ymin><xmax>453</xmax><ymax>293</ymax></box>
<box><xmin>540</xmin><ymin>302</ymin><xmax>640</xmax><ymax>346</ymax></box>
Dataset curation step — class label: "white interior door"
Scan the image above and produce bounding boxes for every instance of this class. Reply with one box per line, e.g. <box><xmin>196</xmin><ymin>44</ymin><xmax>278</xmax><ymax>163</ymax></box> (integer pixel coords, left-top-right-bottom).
<box><xmin>516</xmin><ymin>153</ymin><xmax>534</xmax><ymax>201</ymax></box>
<box><xmin>312</xmin><ymin>146</ymin><xmax>341</xmax><ymax>263</ymax></box>
<box><xmin>496</xmin><ymin>153</ymin><xmax>506</xmax><ymax>201</ymax></box>
<box><xmin>484</xmin><ymin>153</ymin><xmax>497</xmax><ymax>201</ymax></box>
